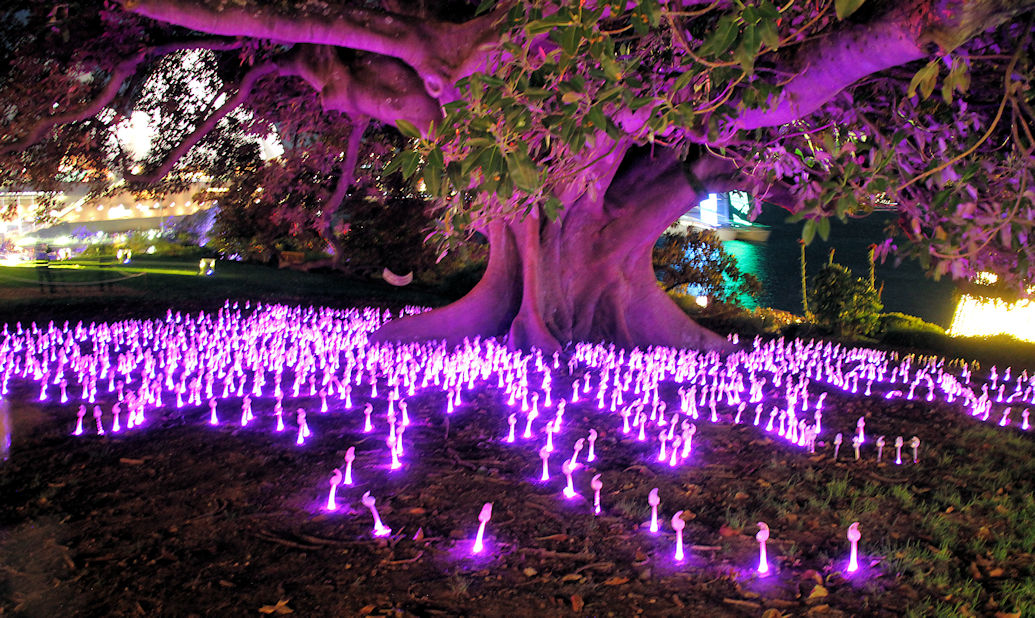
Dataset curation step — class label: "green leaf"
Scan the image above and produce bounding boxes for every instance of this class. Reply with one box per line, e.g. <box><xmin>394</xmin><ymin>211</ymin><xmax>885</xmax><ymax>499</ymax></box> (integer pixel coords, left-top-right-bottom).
<box><xmin>817</xmin><ymin>216</ymin><xmax>831</xmax><ymax>241</ymax></box>
<box><xmin>400</xmin><ymin>151</ymin><xmax>420</xmax><ymax>179</ymax></box>
<box><xmin>907</xmin><ymin>61</ymin><xmax>939</xmax><ymax>99</ymax></box>
<box><xmin>423</xmin><ymin>167</ymin><xmax>441</xmax><ymax>197</ymax></box>
<box><xmin>758</xmin><ymin>19</ymin><xmax>780</xmax><ymax>51</ymax></box>
<box><xmin>506</xmin><ymin>150</ymin><xmax>540</xmax><ymax>192</ymax></box>
<box><xmin>734</xmin><ymin>25</ymin><xmax>761</xmax><ymax>74</ymax></box>
<box><xmin>835</xmin><ymin>0</ymin><xmax>866</xmax><ymax>20</ymax></box>
<box><xmin>942</xmin><ymin>57</ymin><xmax>970</xmax><ymax>104</ymax></box>
<box><xmin>802</xmin><ymin>219</ymin><xmax>816</xmax><ymax>245</ymax></box>
<box><xmin>395</xmin><ymin>119</ymin><xmax>422</xmax><ymax>140</ymax></box>
<box><xmin>699</xmin><ymin>15</ymin><xmax>738</xmax><ymax>57</ymax></box>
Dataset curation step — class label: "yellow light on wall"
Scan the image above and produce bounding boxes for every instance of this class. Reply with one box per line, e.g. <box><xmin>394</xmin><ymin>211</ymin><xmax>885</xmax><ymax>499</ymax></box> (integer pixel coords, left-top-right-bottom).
<box><xmin>949</xmin><ymin>294</ymin><xmax>1035</xmax><ymax>342</ymax></box>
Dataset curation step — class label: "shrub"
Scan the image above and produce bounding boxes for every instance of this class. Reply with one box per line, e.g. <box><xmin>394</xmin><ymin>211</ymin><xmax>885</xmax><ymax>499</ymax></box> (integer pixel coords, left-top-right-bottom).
<box><xmin>808</xmin><ymin>263</ymin><xmax>882</xmax><ymax>337</ymax></box>
<box><xmin>653</xmin><ymin>230</ymin><xmax>761</xmax><ymax>306</ymax></box>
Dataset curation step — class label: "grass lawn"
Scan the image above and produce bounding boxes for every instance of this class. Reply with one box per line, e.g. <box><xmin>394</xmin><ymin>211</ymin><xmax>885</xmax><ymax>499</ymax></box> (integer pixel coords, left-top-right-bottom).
<box><xmin>0</xmin><ymin>264</ymin><xmax>1032</xmax><ymax>617</ymax></box>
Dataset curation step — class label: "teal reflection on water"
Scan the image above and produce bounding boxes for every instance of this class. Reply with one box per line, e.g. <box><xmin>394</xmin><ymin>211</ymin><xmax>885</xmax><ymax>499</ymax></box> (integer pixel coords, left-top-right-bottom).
<box><xmin>720</xmin><ymin>240</ymin><xmax>766</xmax><ymax>309</ymax></box>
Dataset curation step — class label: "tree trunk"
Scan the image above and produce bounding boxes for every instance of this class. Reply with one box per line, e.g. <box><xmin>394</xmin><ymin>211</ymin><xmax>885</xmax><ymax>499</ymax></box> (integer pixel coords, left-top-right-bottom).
<box><xmin>371</xmin><ymin>147</ymin><xmax>734</xmax><ymax>353</ymax></box>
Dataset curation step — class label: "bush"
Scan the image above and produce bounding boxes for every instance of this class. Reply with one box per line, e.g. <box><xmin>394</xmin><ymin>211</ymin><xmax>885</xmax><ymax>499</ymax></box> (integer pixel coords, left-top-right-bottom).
<box><xmin>878</xmin><ymin>312</ymin><xmax>945</xmax><ymax>337</ymax></box>
<box><xmin>808</xmin><ymin>263</ymin><xmax>882</xmax><ymax>337</ymax></box>
<box><xmin>653</xmin><ymin>230</ymin><xmax>761</xmax><ymax>306</ymax></box>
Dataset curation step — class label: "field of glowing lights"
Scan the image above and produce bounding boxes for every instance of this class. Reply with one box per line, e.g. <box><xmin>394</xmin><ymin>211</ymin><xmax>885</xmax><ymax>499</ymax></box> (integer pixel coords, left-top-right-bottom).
<box><xmin>1</xmin><ymin>301</ymin><xmax>1034</xmax><ymax>617</ymax></box>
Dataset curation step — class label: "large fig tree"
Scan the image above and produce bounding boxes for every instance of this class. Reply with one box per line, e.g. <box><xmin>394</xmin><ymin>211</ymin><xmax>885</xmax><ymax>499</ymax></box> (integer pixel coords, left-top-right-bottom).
<box><xmin>1</xmin><ymin>0</ymin><xmax>1032</xmax><ymax>352</ymax></box>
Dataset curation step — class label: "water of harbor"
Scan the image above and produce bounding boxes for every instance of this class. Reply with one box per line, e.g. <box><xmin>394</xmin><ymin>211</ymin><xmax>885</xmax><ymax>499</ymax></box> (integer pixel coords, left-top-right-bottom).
<box><xmin>721</xmin><ymin>207</ymin><xmax>959</xmax><ymax>327</ymax></box>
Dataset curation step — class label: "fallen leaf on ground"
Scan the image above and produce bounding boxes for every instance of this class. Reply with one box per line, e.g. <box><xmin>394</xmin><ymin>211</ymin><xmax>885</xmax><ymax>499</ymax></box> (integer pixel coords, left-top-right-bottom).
<box><xmin>259</xmin><ymin>599</ymin><xmax>293</xmax><ymax>614</ymax></box>
<box><xmin>571</xmin><ymin>594</ymin><xmax>584</xmax><ymax>613</ymax></box>
<box><xmin>603</xmin><ymin>576</ymin><xmax>629</xmax><ymax>586</ymax></box>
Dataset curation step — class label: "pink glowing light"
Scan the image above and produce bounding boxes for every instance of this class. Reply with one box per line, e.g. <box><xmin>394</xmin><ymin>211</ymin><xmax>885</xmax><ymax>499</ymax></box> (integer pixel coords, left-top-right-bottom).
<box><xmin>111</xmin><ymin>403</ymin><xmax>121</xmax><ymax>433</ymax></box>
<box><xmin>361</xmin><ymin>491</ymin><xmax>391</xmax><ymax>537</ymax></box>
<box><xmin>472</xmin><ymin>502</ymin><xmax>492</xmax><ymax>554</ymax></box>
<box><xmin>539</xmin><ymin>446</ymin><xmax>551</xmax><ymax>481</ymax></box>
<box><xmin>648</xmin><ymin>488</ymin><xmax>660</xmax><ymax>533</ymax></box>
<box><xmin>1023</xmin><ymin>408</ymin><xmax>1030</xmax><ymax>430</ymax></box>
<box><xmin>591</xmin><ymin>474</ymin><xmax>602</xmax><ymax>515</ymax></box>
<box><xmin>586</xmin><ymin>429</ymin><xmax>598</xmax><ymax>462</ymax></box>
<box><xmin>326</xmin><ymin>468</ymin><xmax>342</xmax><ymax>511</ymax></box>
<box><xmin>876</xmin><ymin>436</ymin><xmax>886</xmax><ymax>461</ymax></box>
<box><xmin>672</xmin><ymin>511</ymin><xmax>686</xmax><ymax>561</ymax></box>
<box><xmin>856</xmin><ymin>416</ymin><xmax>866</xmax><ymax>443</ymax></box>
<box><xmin>387</xmin><ymin>435</ymin><xmax>401</xmax><ymax>469</ymax></box>
<box><xmin>343</xmin><ymin>446</ymin><xmax>356</xmax><ymax>485</ymax></box>
<box><xmin>296</xmin><ymin>409</ymin><xmax>310</xmax><ymax>445</ymax></box>
<box><xmin>93</xmin><ymin>405</ymin><xmax>104</xmax><ymax>435</ymax></box>
<box><xmin>895</xmin><ymin>436</ymin><xmax>903</xmax><ymax>465</ymax></box>
<box><xmin>657</xmin><ymin>430</ymin><xmax>668</xmax><ymax>462</ymax></box>
<box><xmin>756</xmin><ymin>522</ymin><xmax>770</xmax><ymax>575</ymax></box>
<box><xmin>363</xmin><ymin>403</ymin><xmax>373</xmax><ymax>433</ymax></box>
<box><xmin>833</xmin><ymin>432</ymin><xmax>843</xmax><ymax>459</ymax></box>
<box><xmin>570</xmin><ymin>438</ymin><xmax>585</xmax><ymax>469</ymax></box>
<box><xmin>847</xmin><ymin>521</ymin><xmax>861</xmax><ymax>573</ymax></box>
<box><xmin>274</xmin><ymin>402</ymin><xmax>285</xmax><ymax>432</ymax></box>
<box><xmin>562</xmin><ymin>459</ymin><xmax>577</xmax><ymax>499</ymax></box>
<box><xmin>523</xmin><ymin>409</ymin><xmax>537</xmax><ymax>439</ymax></box>
<box><xmin>399</xmin><ymin>400</ymin><xmax>410</xmax><ymax>427</ymax></box>
<box><xmin>73</xmin><ymin>404</ymin><xmax>85</xmax><ymax>435</ymax></box>
<box><xmin>909</xmin><ymin>436</ymin><xmax>920</xmax><ymax>463</ymax></box>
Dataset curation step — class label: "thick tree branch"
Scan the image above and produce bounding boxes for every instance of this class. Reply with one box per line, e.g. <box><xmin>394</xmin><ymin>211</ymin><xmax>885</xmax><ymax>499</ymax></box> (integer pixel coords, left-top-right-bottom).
<box><xmin>122</xmin><ymin>0</ymin><xmax>504</xmax><ymax>100</ymax></box>
<box><xmin>125</xmin><ymin>61</ymin><xmax>278</xmax><ymax>184</ymax></box>
<box><xmin>735</xmin><ymin>0</ymin><xmax>1035</xmax><ymax>130</ymax></box>
<box><xmin>280</xmin><ymin>46</ymin><xmax>441</xmax><ymax>130</ymax></box>
<box><xmin>0</xmin><ymin>39</ymin><xmax>241</xmax><ymax>156</ymax></box>
<box><xmin>320</xmin><ymin>116</ymin><xmax>369</xmax><ymax>236</ymax></box>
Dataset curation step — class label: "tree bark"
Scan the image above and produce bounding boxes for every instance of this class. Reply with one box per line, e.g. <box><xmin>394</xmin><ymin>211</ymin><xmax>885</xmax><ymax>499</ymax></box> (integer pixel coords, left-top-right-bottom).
<box><xmin>371</xmin><ymin>147</ymin><xmax>734</xmax><ymax>353</ymax></box>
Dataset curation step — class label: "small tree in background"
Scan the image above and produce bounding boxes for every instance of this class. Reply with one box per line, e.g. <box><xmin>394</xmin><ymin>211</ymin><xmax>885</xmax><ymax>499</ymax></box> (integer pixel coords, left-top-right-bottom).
<box><xmin>653</xmin><ymin>230</ymin><xmax>761</xmax><ymax>306</ymax></box>
<box><xmin>809</xmin><ymin>263</ymin><xmax>883</xmax><ymax>338</ymax></box>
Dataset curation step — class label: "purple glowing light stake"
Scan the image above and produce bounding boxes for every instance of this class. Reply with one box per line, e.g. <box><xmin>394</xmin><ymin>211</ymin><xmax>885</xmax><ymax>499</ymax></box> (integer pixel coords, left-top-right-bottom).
<box><xmin>506</xmin><ymin>413</ymin><xmax>517</xmax><ymax>443</ymax></box>
<box><xmin>591</xmin><ymin>474</ymin><xmax>602</xmax><ymax>515</ymax></box>
<box><xmin>539</xmin><ymin>446</ymin><xmax>551</xmax><ymax>481</ymax></box>
<box><xmin>756</xmin><ymin>522</ymin><xmax>770</xmax><ymax>575</ymax></box>
<box><xmin>472</xmin><ymin>502</ymin><xmax>492</xmax><ymax>554</ymax></box>
<box><xmin>562</xmin><ymin>459</ymin><xmax>577</xmax><ymax>499</ymax></box>
<box><xmin>672</xmin><ymin>511</ymin><xmax>686</xmax><ymax>562</ymax></box>
<box><xmin>1023</xmin><ymin>409</ymin><xmax>1030</xmax><ymax>430</ymax></box>
<box><xmin>833</xmin><ymin>433</ymin><xmax>843</xmax><ymax>459</ymax></box>
<box><xmin>856</xmin><ymin>417</ymin><xmax>865</xmax><ymax>443</ymax></box>
<box><xmin>73</xmin><ymin>404</ymin><xmax>85</xmax><ymax>435</ymax></box>
<box><xmin>570</xmin><ymin>438</ymin><xmax>585</xmax><ymax>468</ymax></box>
<box><xmin>343</xmin><ymin>446</ymin><xmax>356</xmax><ymax>485</ymax></box>
<box><xmin>895</xmin><ymin>436</ymin><xmax>904</xmax><ymax>465</ymax></box>
<box><xmin>93</xmin><ymin>405</ymin><xmax>104</xmax><ymax>435</ymax></box>
<box><xmin>648</xmin><ymin>488</ymin><xmax>660</xmax><ymax>533</ymax></box>
<box><xmin>586</xmin><ymin>429</ymin><xmax>598</xmax><ymax>462</ymax></box>
<box><xmin>208</xmin><ymin>398</ymin><xmax>219</xmax><ymax>425</ymax></box>
<box><xmin>909</xmin><ymin>436</ymin><xmax>920</xmax><ymax>463</ymax></box>
<box><xmin>363</xmin><ymin>403</ymin><xmax>373</xmax><ymax>433</ymax></box>
<box><xmin>326</xmin><ymin>468</ymin><xmax>342</xmax><ymax>511</ymax></box>
<box><xmin>296</xmin><ymin>409</ymin><xmax>310</xmax><ymax>445</ymax></box>
<box><xmin>523</xmin><ymin>408</ymin><xmax>538</xmax><ymax>439</ymax></box>
<box><xmin>111</xmin><ymin>403</ymin><xmax>121</xmax><ymax>433</ymax></box>
<box><xmin>847</xmin><ymin>522</ymin><xmax>861</xmax><ymax>573</ymax></box>
<box><xmin>387</xmin><ymin>435</ymin><xmax>401</xmax><ymax>469</ymax></box>
<box><xmin>361</xmin><ymin>491</ymin><xmax>391</xmax><ymax>537</ymax></box>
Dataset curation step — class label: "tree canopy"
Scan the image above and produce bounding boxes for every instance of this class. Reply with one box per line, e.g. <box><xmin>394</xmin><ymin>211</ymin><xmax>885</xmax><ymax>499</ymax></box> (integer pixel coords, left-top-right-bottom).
<box><xmin>1</xmin><ymin>0</ymin><xmax>1033</xmax><ymax>348</ymax></box>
